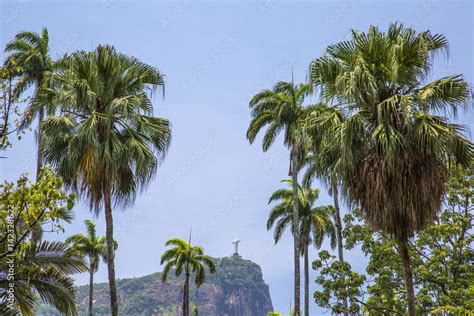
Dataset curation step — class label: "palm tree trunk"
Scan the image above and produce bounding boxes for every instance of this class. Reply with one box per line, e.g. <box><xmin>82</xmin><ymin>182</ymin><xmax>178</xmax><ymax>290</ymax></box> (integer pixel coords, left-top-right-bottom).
<box><xmin>290</xmin><ymin>144</ymin><xmax>301</xmax><ymax>316</ymax></box>
<box><xmin>332</xmin><ymin>182</ymin><xmax>348</xmax><ymax>316</ymax></box>
<box><xmin>104</xmin><ymin>189</ymin><xmax>118</xmax><ymax>316</ymax></box>
<box><xmin>31</xmin><ymin>107</ymin><xmax>45</xmax><ymax>253</ymax></box>
<box><xmin>304</xmin><ymin>241</ymin><xmax>309</xmax><ymax>316</ymax></box>
<box><xmin>36</xmin><ymin>106</ymin><xmax>44</xmax><ymax>181</ymax></box>
<box><xmin>89</xmin><ymin>259</ymin><xmax>94</xmax><ymax>316</ymax></box>
<box><xmin>184</xmin><ymin>273</ymin><xmax>190</xmax><ymax>316</ymax></box>
<box><xmin>398</xmin><ymin>238</ymin><xmax>416</xmax><ymax>316</ymax></box>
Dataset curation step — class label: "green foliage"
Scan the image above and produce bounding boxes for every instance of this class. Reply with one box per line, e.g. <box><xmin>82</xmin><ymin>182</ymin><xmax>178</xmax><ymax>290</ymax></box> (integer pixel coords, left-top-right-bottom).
<box><xmin>0</xmin><ymin>168</ymin><xmax>85</xmax><ymax>315</ymax></box>
<box><xmin>0</xmin><ymin>168</ymin><xmax>75</xmax><ymax>256</ymax></box>
<box><xmin>314</xmin><ymin>165</ymin><xmax>474</xmax><ymax>314</ymax></box>
<box><xmin>246</xmin><ymin>81</ymin><xmax>313</xmax><ymax>152</ymax></box>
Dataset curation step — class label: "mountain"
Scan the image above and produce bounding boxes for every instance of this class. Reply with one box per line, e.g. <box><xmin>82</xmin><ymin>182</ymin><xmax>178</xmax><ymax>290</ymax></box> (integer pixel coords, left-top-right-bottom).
<box><xmin>38</xmin><ymin>256</ymin><xmax>274</xmax><ymax>316</ymax></box>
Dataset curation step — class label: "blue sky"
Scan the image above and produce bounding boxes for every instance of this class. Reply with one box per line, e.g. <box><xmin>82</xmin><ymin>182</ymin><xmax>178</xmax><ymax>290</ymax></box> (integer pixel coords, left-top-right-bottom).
<box><xmin>1</xmin><ymin>0</ymin><xmax>473</xmax><ymax>314</ymax></box>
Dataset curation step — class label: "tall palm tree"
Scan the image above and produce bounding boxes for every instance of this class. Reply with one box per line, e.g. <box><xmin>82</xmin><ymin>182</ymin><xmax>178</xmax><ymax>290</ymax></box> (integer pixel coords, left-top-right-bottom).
<box><xmin>40</xmin><ymin>45</ymin><xmax>171</xmax><ymax>316</ymax></box>
<box><xmin>4</xmin><ymin>28</ymin><xmax>55</xmax><ymax>251</ymax></box>
<box><xmin>4</xmin><ymin>27</ymin><xmax>53</xmax><ymax>178</ymax></box>
<box><xmin>309</xmin><ymin>23</ymin><xmax>473</xmax><ymax>315</ymax></box>
<box><xmin>247</xmin><ymin>81</ymin><xmax>313</xmax><ymax>316</ymax></box>
<box><xmin>267</xmin><ymin>179</ymin><xmax>336</xmax><ymax>316</ymax></box>
<box><xmin>300</xmin><ymin>106</ymin><xmax>349</xmax><ymax>315</ymax></box>
<box><xmin>160</xmin><ymin>237</ymin><xmax>216</xmax><ymax>316</ymax></box>
<box><xmin>66</xmin><ymin>220</ymin><xmax>116</xmax><ymax>316</ymax></box>
<box><xmin>0</xmin><ymin>241</ymin><xmax>86</xmax><ymax>316</ymax></box>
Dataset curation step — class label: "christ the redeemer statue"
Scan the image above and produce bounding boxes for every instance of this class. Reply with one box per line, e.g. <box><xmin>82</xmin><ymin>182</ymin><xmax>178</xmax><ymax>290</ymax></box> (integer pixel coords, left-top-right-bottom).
<box><xmin>232</xmin><ymin>238</ymin><xmax>241</xmax><ymax>257</ymax></box>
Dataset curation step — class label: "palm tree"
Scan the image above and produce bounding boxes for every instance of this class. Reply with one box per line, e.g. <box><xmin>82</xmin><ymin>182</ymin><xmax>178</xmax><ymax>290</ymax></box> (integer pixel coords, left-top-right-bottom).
<box><xmin>40</xmin><ymin>45</ymin><xmax>171</xmax><ymax>316</ymax></box>
<box><xmin>4</xmin><ymin>27</ymin><xmax>53</xmax><ymax>178</ymax></box>
<box><xmin>247</xmin><ymin>81</ymin><xmax>313</xmax><ymax>316</ymax></box>
<box><xmin>300</xmin><ymin>106</ymin><xmax>349</xmax><ymax>315</ymax></box>
<box><xmin>160</xmin><ymin>237</ymin><xmax>216</xmax><ymax>316</ymax></box>
<box><xmin>66</xmin><ymin>220</ymin><xmax>116</xmax><ymax>316</ymax></box>
<box><xmin>0</xmin><ymin>241</ymin><xmax>86</xmax><ymax>315</ymax></box>
<box><xmin>267</xmin><ymin>179</ymin><xmax>336</xmax><ymax>316</ymax></box>
<box><xmin>4</xmin><ymin>28</ymin><xmax>55</xmax><ymax>251</ymax></box>
<box><xmin>309</xmin><ymin>23</ymin><xmax>473</xmax><ymax>315</ymax></box>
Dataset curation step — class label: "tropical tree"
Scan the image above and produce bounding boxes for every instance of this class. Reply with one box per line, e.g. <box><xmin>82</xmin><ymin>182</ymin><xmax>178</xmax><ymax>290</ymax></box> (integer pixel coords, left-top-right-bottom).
<box><xmin>247</xmin><ymin>81</ymin><xmax>314</xmax><ymax>316</ymax></box>
<box><xmin>0</xmin><ymin>169</ymin><xmax>86</xmax><ymax>315</ymax></box>
<box><xmin>267</xmin><ymin>179</ymin><xmax>336</xmax><ymax>316</ymax></box>
<box><xmin>312</xmin><ymin>250</ymin><xmax>367</xmax><ymax>315</ymax></box>
<box><xmin>316</xmin><ymin>166</ymin><xmax>474</xmax><ymax>314</ymax></box>
<box><xmin>4</xmin><ymin>27</ymin><xmax>54</xmax><ymax>177</ymax></box>
<box><xmin>308</xmin><ymin>23</ymin><xmax>473</xmax><ymax>315</ymax></box>
<box><xmin>40</xmin><ymin>45</ymin><xmax>171</xmax><ymax>316</ymax></box>
<box><xmin>66</xmin><ymin>220</ymin><xmax>116</xmax><ymax>316</ymax></box>
<box><xmin>0</xmin><ymin>241</ymin><xmax>86</xmax><ymax>315</ymax></box>
<box><xmin>160</xmin><ymin>237</ymin><xmax>216</xmax><ymax>316</ymax></box>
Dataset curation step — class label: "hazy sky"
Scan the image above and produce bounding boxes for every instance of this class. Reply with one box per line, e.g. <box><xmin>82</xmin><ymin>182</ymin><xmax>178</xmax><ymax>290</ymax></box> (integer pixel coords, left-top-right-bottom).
<box><xmin>1</xmin><ymin>0</ymin><xmax>473</xmax><ymax>314</ymax></box>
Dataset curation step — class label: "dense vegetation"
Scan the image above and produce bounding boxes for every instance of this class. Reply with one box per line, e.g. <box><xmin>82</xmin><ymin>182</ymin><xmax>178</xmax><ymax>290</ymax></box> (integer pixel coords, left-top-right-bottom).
<box><xmin>248</xmin><ymin>23</ymin><xmax>473</xmax><ymax>316</ymax></box>
<box><xmin>0</xmin><ymin>20</ymin><xmax>472</xmax><ymax>316</ymax></box>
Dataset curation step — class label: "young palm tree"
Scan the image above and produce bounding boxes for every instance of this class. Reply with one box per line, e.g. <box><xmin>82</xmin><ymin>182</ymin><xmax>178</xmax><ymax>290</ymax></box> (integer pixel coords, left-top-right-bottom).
<box><xmin>4</xmin><ymin>27</ymin><xmax>54</xmax><ymax>177</ymax></box>
<box><xmin>66</xmin><ymin>220</ymin><xmax>116</xmax><ymax>316</ymax></box>
<box><xmin>160</xmin><ymin>238</ymin><xmax>216</xmax><ymax>316</ymax></box>
<box><xmin>247</xmin><ymin>81</ymin><xmax>313</xmax><ymax>316</ymax></box>
<box><xmin>0</xmin><ymin>241</ymin><xmax>86</xmax><ymax>316</ymax></box>
<box><xmin>267</xmin><ymin>179</ymin><xmax>336</xmax><ymax>316</ymax></box>
<box><xmin>40</xmin><ymin>45</ymin><xmax>171</xmax><ymax>316</ymax></box>
<box><xmin>309</xmin><ymin>23</ymin><xmax>473</xmax><ymax>315</ymax></box>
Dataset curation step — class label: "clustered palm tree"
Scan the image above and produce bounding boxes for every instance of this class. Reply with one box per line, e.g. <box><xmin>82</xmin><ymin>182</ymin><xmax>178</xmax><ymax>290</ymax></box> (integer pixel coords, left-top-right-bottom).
<box><xmin>2</xmin><ymin>20</ymin><xmax>472</xmax><ymax>316</ymax></box>
<box><xmin>249</xmin><ymin>23</ymin><xmax>473</xmax><ymax>316</ymax></box>
<box><xmin>3</xmin><ymin>30</ymin><xmax>171</xmax><ymax>315</ymax></box>
<box><xmin>160</xmin><ymin>237</ymin><xmax>216</xmax><ymax>316</ymax></box>
<box><xmin>66</xmin><ymin>220</ymin><xmax>115</xmax><ymax>316</ymax></box>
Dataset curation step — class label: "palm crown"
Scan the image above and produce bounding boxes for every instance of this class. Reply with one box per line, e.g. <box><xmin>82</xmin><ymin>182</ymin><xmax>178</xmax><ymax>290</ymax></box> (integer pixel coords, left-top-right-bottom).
<box><xmin>66</xmin><ymin>220</ymin><xmax>112</xmax><ymax>272</ymax></box>
<box><xmin>246</xmin><ymin>81</ymin><xmax>314</xmax><ymax>152</ymax></box>
<box><xmin>4</xmin><ymin>27</ymin><xmax>53</xmax><ymax>99</ymax></box>
<box><xmin>160</xmin><ymin>238</ymin><xmax>216</xmax><ymax>286</ymax></box>
<box><xmin>267</xmin><ymin>179</ymin><xmax>336</xmax><ymax>251</ymax></box>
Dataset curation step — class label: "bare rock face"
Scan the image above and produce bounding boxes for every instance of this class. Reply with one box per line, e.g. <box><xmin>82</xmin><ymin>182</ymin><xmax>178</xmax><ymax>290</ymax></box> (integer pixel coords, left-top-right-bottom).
<box><xmin>38</xmin><ymin>256</ymin><xmax>274</xmax><ymax>316</ymax></box>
